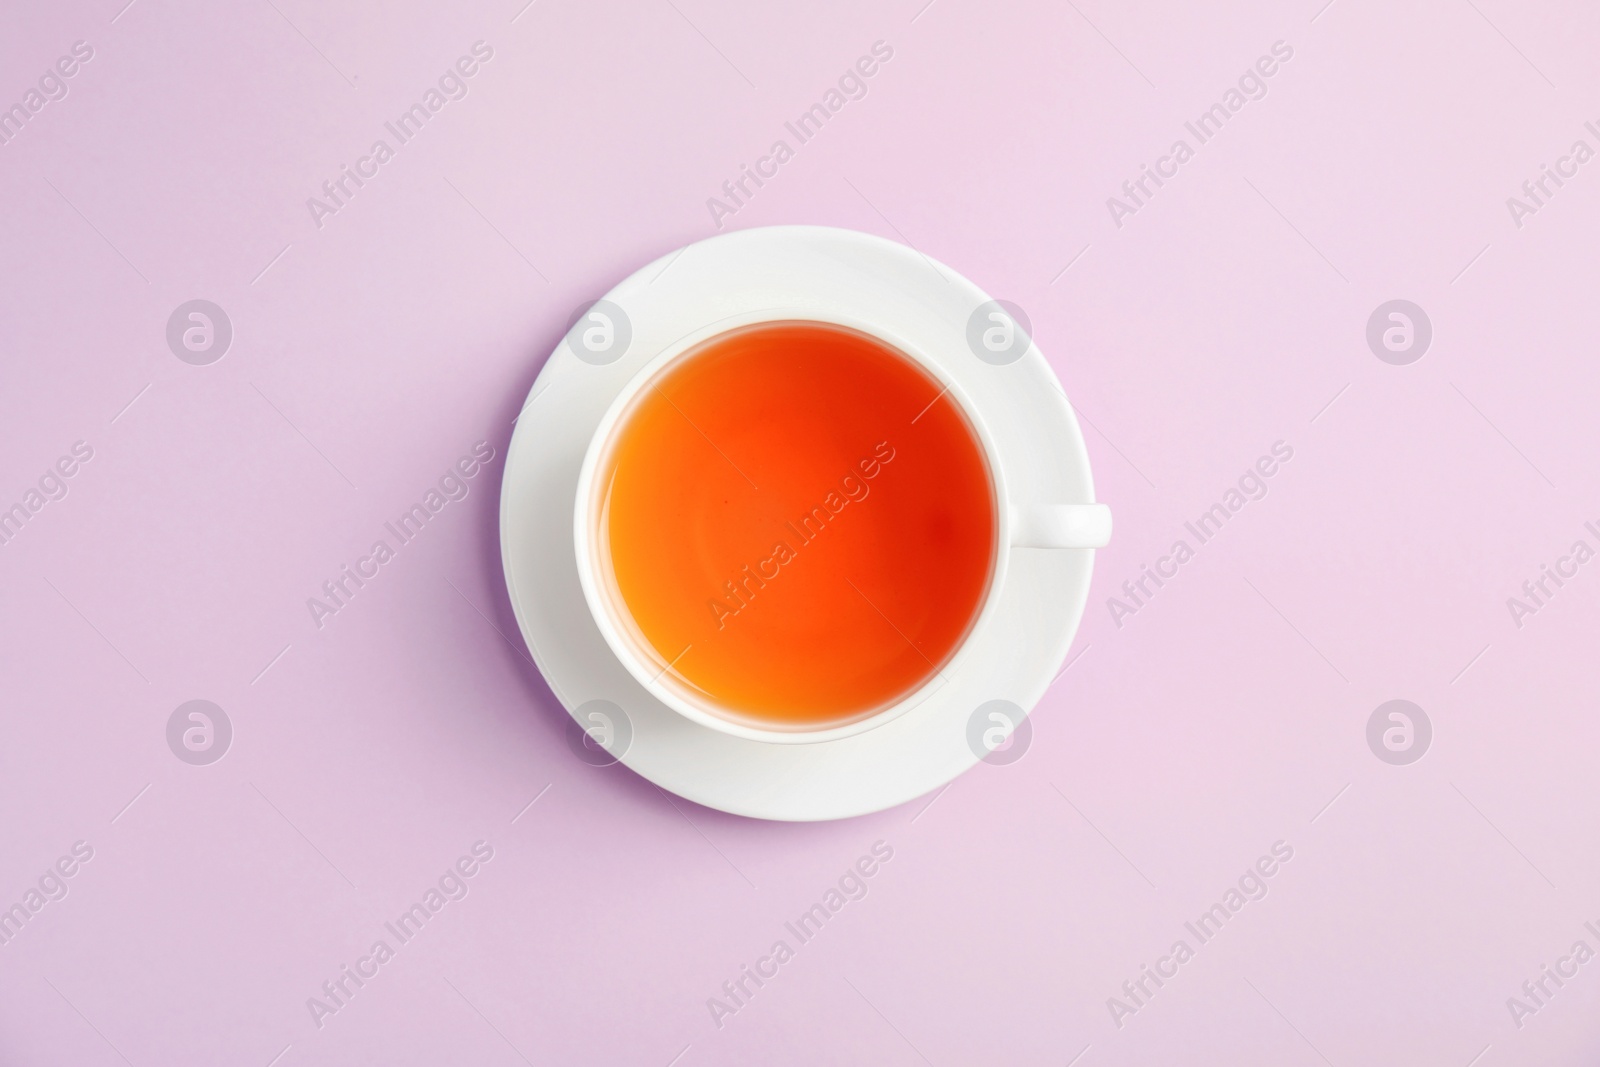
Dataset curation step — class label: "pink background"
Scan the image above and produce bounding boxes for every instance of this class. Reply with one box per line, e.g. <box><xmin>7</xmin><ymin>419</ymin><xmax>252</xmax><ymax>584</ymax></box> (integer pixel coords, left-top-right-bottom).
<box><xmin>4</xmin><ymin>0</ymin><xmax>1599</xmax><ymax>1063</ymax></box>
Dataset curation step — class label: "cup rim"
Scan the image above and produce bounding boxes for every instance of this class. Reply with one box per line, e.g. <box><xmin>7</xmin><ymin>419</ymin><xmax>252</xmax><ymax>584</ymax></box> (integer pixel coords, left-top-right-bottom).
<box><xmin>572</xmin><ymin>308</ymin><xmax>1013</xmax><ymax>745</ymax></box>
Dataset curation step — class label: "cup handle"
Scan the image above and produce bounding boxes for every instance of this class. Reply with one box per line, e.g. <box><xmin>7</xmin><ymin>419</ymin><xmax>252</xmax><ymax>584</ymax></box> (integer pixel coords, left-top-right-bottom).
<box><xmin>1011</xmin><ymin>503</ymin><xmax>1112</xmax><ymax>548</ymax></box>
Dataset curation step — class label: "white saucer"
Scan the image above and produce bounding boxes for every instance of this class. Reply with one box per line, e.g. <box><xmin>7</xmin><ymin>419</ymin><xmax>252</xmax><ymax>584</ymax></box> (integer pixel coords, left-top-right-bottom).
<box><xmin>500</xmin><ymin>226</ymin><xmax>1101</xmax><ymax>821</ymax></box>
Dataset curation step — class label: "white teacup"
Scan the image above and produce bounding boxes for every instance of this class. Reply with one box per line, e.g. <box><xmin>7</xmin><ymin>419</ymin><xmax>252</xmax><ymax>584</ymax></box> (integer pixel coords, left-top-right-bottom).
<box><xmin>572</xmin><ymin>309</ymin><xmax>1111</xmax><ymax>746</ymax></box>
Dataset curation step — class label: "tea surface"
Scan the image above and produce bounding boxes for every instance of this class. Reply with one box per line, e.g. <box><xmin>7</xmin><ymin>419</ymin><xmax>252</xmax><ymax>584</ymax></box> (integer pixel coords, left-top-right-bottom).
<box><xmin>599</xmin><ymin>322</ymin><xmax>995</xmax><ymax>727</ymax></box>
